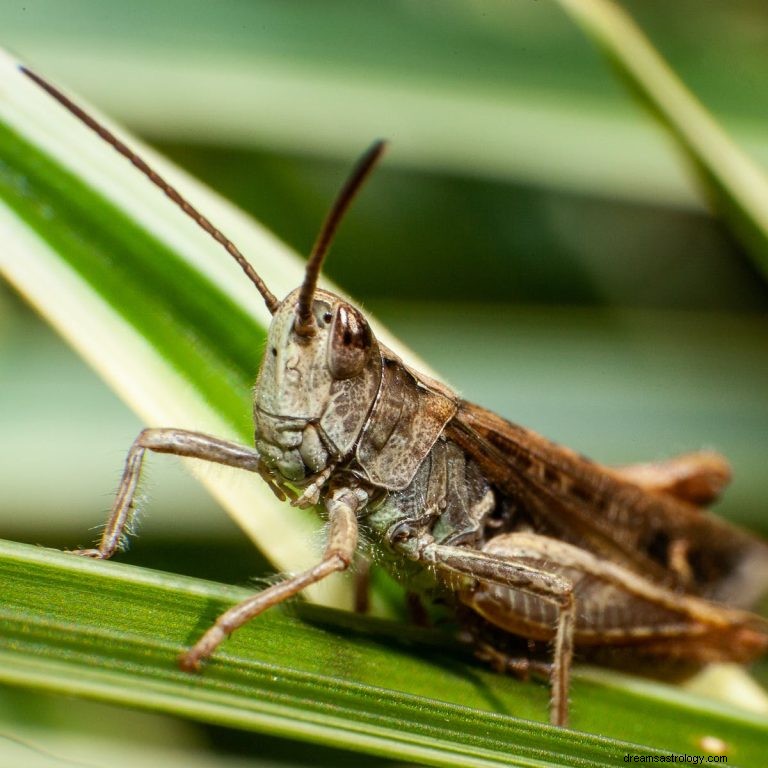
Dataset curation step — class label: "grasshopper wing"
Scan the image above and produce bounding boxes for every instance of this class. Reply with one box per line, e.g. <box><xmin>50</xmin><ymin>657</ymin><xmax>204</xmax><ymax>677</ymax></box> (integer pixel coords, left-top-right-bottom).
<box><xmin>446</xmin><ymin>400</ymin><xmax>768</xmax><ymax>610</ymax></box>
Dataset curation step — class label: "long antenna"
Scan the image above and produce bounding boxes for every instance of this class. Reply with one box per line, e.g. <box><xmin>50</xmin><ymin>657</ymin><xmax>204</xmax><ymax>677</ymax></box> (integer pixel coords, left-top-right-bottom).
<box><xmin>19</xmin><ymin>66</ymin><xmax>280</xmax><ymax>315</ymax></box>
<box><xmin>294</xmin><ymin>139</ymin><xmax>386</xmax><ymax>336</ymax></box>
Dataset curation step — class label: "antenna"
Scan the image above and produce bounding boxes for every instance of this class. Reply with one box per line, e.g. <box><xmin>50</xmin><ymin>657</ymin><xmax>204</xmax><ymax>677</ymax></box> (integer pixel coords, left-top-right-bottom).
<box><xmin>294</xmin><ymin>139</ymin><xmax>386</xmax><ymax>336</ymax></box>
<box><xmin>19</xmin><ymin>66</ymin><xmax>280</xmax><ymax>314</ymax></box>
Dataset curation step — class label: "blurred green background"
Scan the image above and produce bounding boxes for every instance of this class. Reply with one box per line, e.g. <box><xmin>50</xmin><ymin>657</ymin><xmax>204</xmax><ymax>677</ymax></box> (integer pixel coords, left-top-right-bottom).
<box><xmin>1</xmin><ymin>1</ymin><xmax>767</xmax><ymax>765</ymax></box>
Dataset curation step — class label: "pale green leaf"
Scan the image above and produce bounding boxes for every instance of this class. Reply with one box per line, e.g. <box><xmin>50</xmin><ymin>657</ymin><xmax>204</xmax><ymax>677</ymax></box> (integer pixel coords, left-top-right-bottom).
<box><xmin>555</xmin><ymin>0</ymin><xmax>768</xmax><ymax>282</ymax></box>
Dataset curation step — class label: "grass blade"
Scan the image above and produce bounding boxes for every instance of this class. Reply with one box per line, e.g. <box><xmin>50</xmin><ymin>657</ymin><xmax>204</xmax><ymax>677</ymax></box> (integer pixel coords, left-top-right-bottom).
<box><xmin>2</xmin><ymin>539</ymin><xmax>767</xmax><ymax>767</ymax></box>
<box><xmin>555</xmin><ymin>0</ymin><xmax>768</xmax><ymax>282</ymax></box>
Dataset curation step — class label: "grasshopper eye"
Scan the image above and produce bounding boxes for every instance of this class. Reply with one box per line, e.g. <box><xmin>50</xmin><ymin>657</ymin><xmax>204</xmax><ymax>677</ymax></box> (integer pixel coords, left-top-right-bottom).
<box><xmin>328</xmin><ymin>305</ymin><xmax>373</xmax><ymax>379</ymax></box>
<box><xmin>313</xmin><ymin>301</ymin><xmax>333</xmax><ymax>326</ymax></box>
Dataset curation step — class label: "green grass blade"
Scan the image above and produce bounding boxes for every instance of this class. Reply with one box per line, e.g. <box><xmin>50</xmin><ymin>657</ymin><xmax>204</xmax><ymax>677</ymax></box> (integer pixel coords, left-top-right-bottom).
<box><xmin>2</xmin><ymin>539</ymin><xmax>767</xmax><ymax>767</ymax></box>
<box><xmin>5</xmin><ymin>1</ymin><xmax>767</xmax><ymax>210</ymax></box>
<box><xmin>555</xmin><ymin>0</ymin><xmax>768</xmax><ymax>282</ymax></box>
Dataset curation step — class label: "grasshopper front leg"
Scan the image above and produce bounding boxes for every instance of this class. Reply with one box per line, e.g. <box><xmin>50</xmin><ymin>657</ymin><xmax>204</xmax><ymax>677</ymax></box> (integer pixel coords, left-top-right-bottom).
<box><xmin>421</xmin><ymin>543</ymin><xmax>575</xmax><ymax>727</ymax></box>
<box><xmin>179</xmin><ymin>486</ymin><xmax>364</xmax><ymax>671</ymax></box>
<box><xmin>75</xmin><ymin>428</ymin><xmax>262</xmax><ymax>559</ymax></box>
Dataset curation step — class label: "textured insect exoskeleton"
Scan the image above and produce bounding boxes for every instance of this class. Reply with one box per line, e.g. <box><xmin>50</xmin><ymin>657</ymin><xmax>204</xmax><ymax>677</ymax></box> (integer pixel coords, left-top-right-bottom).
<box><xmin>21</xmin><ymin>67</ymin><xmax>768</xmax><ymax>727</ymax></box>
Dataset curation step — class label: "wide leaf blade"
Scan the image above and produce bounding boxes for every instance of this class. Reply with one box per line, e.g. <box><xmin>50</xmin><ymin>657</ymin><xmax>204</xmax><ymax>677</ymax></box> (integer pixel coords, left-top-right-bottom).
<box><xmin>2</xmin><ymin>539</ymin><xmax>766</xmax><ymax>767</ymax></box>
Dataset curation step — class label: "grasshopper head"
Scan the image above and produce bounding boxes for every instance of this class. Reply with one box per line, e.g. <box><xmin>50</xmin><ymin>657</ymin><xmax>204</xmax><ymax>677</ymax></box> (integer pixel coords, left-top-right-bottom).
<box><xmin>251</xmin><ymin>140</ymin><xmax>387</xmax><ymax>484</ymax></box>
<box><xmin>18</xmin><ymin>68</ymin><xmax>388</xmax><ymax>487</ymax></box>
<box><xmin>253</xmin><ymin>287</ymin><xmax>381</xmax><ymax>481</ymax></box>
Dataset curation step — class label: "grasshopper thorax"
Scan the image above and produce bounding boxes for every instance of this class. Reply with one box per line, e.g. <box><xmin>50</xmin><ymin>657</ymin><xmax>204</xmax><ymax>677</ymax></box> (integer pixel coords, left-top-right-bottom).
<box><xmin>253</xmin><ymin>287</ymin><xmax>382</xmax><ymax>482</ymax></box>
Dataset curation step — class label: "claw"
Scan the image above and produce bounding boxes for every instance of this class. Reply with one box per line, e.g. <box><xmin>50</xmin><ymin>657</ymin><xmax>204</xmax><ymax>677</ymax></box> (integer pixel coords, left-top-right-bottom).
<box><xmin>178</xmin><ymin>649</ymin><xmax>202</xmax><ymax>673</ymax></box>
<box><xmin>68</xmin><ymin>548</ymin><xmax>105</xmax><ymax>559</ymax></box>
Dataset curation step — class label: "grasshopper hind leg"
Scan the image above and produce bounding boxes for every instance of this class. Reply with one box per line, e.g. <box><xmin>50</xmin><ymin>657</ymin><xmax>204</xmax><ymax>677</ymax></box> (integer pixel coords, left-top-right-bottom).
<box><xmin>476</xmin><ymin>642</ymin><xmax>553</xmax><ymax>681</ymax></box>
<box><xmin>457</xmin><ymin>607</ymin><xmax>554</xmax><ymax>681</ymax></box>
<box><xmin>611</xmin><ymin>451</ymin><xmax>731</xmax><ymax>507</ymax></box>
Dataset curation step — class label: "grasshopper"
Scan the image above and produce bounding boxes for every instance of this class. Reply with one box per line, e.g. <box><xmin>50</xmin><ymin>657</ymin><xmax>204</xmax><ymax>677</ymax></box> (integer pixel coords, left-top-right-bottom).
<box><xmin>21</xmin><ymin>67</ymin><xmax>768</xmax><ymax>727</ymax></box>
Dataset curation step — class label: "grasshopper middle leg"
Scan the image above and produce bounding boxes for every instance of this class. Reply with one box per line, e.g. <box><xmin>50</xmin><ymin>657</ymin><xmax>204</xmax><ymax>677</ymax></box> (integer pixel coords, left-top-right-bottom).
<box><xmin>422</xmin><ymin>543</ymin><xmax>575</xmax><ymax>727</ymax></box>
<box><xmin>179</xmin><ymin>486</ymin><xmax>362</xmax><ymax>670</ymax></box>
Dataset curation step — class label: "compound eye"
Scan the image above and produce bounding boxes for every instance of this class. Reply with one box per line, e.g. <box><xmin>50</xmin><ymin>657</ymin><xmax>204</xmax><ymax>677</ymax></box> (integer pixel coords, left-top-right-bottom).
<box><xmin>328</xmin><ymin>305</ymin><xmax>373</xmax><ymax>379</ymax></box>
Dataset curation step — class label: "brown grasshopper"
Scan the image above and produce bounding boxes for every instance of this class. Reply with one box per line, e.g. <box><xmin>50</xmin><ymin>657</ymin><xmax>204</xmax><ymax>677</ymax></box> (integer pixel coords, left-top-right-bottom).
<box><xmin>21</xmin><ymin>67</ymin><xmax>768</xmax><ymax>727</ymax></box>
